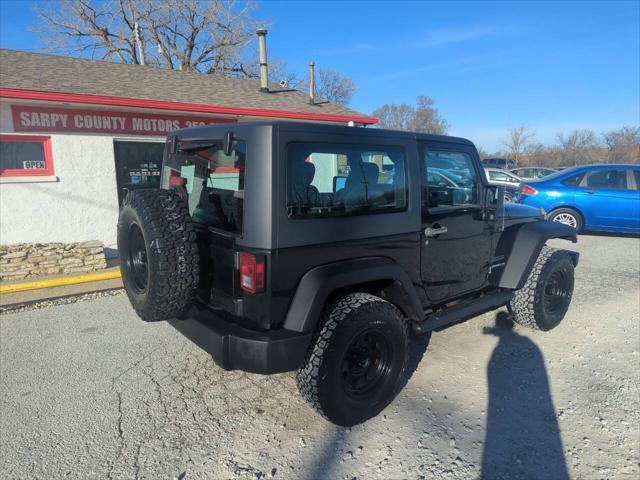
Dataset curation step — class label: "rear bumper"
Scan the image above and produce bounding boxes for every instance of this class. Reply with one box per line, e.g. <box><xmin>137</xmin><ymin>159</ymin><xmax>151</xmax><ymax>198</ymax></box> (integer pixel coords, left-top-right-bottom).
<box><xmin>168</xmin><ymin>309</ymin><xmax>312</xmax><ymax>374</ymax></box>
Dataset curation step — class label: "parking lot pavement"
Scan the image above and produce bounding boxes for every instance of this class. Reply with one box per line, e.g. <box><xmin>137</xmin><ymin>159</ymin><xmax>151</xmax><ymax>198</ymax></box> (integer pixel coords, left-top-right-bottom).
<box><xmin>1</xmin><ymin>235</ymin><xmax>638</xmax><ymax>479</ymax></box>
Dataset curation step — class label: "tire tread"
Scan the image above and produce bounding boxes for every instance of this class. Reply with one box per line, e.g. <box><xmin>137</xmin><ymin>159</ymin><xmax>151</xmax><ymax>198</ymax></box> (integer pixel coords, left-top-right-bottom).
<box><xmin>118</xmin><ymin>189</ymin><xmax>199</xmax><ymax>321</ymax></box>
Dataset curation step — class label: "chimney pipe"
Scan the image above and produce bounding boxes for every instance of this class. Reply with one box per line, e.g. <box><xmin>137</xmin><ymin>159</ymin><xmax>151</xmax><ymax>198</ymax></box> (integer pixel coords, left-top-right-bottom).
<box><xmin>256</xmin><ymin>28</ymin><xmax>269</xmax><ymax>92</ymax></box>
<box><xmin>309</xmin><ymin>61</ymin><xmax>315</xmax><ymax>105</ymax></box>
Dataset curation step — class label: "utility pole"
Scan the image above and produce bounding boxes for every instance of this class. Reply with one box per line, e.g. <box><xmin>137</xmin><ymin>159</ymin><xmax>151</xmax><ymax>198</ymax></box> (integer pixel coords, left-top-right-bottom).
<box><xmin>134</xmin><ymin>21</ymin><xmax>146</xmax><ymax>66</ymax></box>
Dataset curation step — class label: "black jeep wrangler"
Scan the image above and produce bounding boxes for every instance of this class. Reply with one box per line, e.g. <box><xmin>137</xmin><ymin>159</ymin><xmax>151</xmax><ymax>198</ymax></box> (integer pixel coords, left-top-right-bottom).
<box><xmin>118</xmin><ymin>121</ymin><xmax>578</xmax><ymax>426</ymax></box>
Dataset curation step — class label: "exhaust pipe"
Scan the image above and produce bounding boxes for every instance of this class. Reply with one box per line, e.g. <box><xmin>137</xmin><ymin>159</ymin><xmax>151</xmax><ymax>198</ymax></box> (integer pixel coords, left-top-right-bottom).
<box><xmin>256</xmin><ymin>28</ymin><xmax>269</xmax><ymax>92</ymax></box>
<box><xmin>309</xmin><ymin>61</ymin><xmax>315</xmax><ymax>105</ymax></box>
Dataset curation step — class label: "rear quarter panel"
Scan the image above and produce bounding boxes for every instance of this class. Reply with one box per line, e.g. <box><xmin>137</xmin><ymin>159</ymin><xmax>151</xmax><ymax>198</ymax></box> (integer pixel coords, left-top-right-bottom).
<box><xmin>519</xmin><ymin>181</ymin><xmax>577</xmax><ymax>214</ymax></box>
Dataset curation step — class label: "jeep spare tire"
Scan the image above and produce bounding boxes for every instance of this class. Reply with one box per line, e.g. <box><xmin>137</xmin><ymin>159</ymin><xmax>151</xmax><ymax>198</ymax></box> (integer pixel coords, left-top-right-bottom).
<box><xmin>118</xmin><ymin>189</ymin><xmax>199</xmax><ymax>321</ymax></box>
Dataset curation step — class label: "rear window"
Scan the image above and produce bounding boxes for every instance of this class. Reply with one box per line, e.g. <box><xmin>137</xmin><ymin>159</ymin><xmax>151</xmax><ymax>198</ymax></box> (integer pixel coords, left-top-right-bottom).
<box><xmin>561</xmin><ymin>172</ymin><xmax>584</xmax><ymax>186</ymax></box>
<box><xmin>162</xmin><ymin>139</ymin><xmax>246</xmax><ymax>235</ymax></box>
<box><xmin>286</xmin><ymin>142</ymin><xmax>407</xmax><ymax>219</ymax></box>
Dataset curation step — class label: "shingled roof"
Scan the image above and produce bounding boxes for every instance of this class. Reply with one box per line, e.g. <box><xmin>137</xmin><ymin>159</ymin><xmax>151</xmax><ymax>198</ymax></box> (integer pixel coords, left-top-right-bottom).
<box><xmin>0</xmin><ymin>49</ymin><xmax>375</xmax><ymax>124</ymax></box>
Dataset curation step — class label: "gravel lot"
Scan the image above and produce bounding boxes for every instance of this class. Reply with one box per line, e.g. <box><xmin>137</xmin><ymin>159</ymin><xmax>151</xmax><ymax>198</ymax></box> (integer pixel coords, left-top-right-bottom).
<box><xmin>1</xmin><ymin>235</ymin><xmax>638</xmax><ymax>479</ymax></box>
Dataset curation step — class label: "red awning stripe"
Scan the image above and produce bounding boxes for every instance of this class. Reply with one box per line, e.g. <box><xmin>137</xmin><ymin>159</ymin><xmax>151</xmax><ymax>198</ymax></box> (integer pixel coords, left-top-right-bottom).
<box><xmin>0</xmin><ymin>88</ymin><xmax>378</xmax><ymax>125</ymax></box>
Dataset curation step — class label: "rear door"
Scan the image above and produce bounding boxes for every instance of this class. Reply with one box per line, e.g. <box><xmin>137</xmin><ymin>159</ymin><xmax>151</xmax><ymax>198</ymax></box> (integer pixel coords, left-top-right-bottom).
<box><xmin>162</xmin><ymin>138</ymin><xmax>247</xmax><ymax>302</ymax></box>
<box><xmin>419</xmin><ymin>143</ymin><xmax>493</xmax><ymax>303</ymax></box>
<box><xmin>575</xmin><ymin>168</ymin><xmax>637</xmax><ymax>231</ymax></box>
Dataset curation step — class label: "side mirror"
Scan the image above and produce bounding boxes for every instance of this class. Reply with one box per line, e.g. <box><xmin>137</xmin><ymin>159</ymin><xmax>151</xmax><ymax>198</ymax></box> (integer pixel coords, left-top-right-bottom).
<box><xmin>486</xmin><ymin>185</ymin><xmax>505</xmax><ymax>211</ymax></box>
<box><xmin>223</xmin><ymin>130</ymin><xmax>234</xmax><ymax>156</ymax></box>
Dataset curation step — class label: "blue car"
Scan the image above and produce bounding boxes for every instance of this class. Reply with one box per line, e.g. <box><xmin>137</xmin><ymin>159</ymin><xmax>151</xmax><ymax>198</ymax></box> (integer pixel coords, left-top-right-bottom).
<box><xmin>516</xmin><ymin>164</ymin><xmax>640</xmax><ymax>234</ymax></box>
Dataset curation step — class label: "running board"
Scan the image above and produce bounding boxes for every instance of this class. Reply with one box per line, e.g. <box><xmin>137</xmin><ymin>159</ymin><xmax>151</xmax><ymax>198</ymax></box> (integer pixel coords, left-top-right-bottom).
<box><xmin>413</xmin><ymin>290</ymin><xmax>513</xmax><ymax>334</ymax></box>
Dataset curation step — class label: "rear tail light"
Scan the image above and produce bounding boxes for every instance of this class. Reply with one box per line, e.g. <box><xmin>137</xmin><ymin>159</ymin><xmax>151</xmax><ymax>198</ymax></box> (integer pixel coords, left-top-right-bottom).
<box><xmin>239</xmin><ymin>252</ymin><xmax>265</xmax><ymax>293</ymax></box>
<box><xmin>520</xmin><ymin>184</ymin><xmax>538</xmax><ymax>196</ymax></box>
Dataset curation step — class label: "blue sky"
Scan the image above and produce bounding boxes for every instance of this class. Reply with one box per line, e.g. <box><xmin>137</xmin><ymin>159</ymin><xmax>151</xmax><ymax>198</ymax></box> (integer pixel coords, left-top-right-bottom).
<box><xmin>1</xmin><ymin>0</ymin><xmax>638</xmax><ymax>151</ymax></box>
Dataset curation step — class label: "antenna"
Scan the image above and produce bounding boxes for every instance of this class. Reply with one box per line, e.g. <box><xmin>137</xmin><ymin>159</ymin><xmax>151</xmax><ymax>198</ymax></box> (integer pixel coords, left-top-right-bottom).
<box><xmin>134</xmin><ymin>21</ymin><xmax>145</xmax><ymax>65</ymax></box>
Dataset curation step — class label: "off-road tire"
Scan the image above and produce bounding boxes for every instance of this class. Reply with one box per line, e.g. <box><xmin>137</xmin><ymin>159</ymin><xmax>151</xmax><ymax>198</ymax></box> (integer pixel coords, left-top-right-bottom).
<box><xmin>296</xmin><ymin>292</ymin><xmax>409</xmax><ymax>426</ymax></box>
<box><xmin>509</xmin><ymin>246</ymin><xmax>574</xmax><ymax>331</ymax></box>
<box><xmin>548</xmin><ymin>207</ymin><xmax>583</xmax><ymax>232</ymax></box>
<box><xmin>118</xmin><ymin>189</ymin><xmax>199</xmax><ymax>321</ymax></box>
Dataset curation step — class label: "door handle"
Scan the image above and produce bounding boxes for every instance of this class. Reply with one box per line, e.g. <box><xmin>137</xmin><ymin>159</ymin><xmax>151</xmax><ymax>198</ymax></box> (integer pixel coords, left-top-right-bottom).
<box><xmin>585</xmin><ymin>190</ymin><xmax>596</xmax><ymax>194</ymax></box>
<box><xmin>424</xmin><ymin>225</ymin><xmax>448</xmax><ymax>237</ymax></box>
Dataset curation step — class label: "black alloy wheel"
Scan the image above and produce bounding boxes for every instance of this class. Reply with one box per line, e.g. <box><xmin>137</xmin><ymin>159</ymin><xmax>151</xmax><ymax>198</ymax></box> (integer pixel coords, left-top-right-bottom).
<box><xmin>341</xmin><ymin>329</ymin><xmax>392</xmax><ymax>399</ymax></box>
<box><xmin>543</xmin><ymin>268</ymin><xmax>572</xmax><ymax>318</ymax></box>
<box><xmin>126</xmin><ymin>223</ymin><xmax>148</xmax><ymax>293</ymax></box>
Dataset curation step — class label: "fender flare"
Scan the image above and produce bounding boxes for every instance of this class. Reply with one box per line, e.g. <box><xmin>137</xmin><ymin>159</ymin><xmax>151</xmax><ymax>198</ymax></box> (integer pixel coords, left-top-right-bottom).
<box><xmin>498</xmin><ymin>221</ymin><xmax>579</xmax><ymax>290</ymax></box>
<box><xmin>283</xmin><ymin>257</ymin><xmax>423</xmax><ymax>333</ymax></box>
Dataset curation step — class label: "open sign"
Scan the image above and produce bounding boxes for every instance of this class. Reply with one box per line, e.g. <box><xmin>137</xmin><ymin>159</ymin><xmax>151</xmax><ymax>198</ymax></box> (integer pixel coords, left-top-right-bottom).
<box><xmin>23</xmin><ymin>160</ymin><xmax>46</xmax><ymax>169</ymax></box>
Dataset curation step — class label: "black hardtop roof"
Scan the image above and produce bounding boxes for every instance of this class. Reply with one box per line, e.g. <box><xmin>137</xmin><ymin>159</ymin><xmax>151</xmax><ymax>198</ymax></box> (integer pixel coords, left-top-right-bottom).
<box><xmin>171</xmin><ymin>120</ymin><xmax>475</xmax><ymax>146</ymax></box>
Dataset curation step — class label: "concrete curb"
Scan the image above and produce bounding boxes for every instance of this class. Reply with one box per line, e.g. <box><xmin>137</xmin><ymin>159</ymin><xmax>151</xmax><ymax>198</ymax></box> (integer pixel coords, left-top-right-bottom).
<box><xmin>0</xmin><ymin>269</ymin><xmax>122</xmax><ymax>294</ymax></box>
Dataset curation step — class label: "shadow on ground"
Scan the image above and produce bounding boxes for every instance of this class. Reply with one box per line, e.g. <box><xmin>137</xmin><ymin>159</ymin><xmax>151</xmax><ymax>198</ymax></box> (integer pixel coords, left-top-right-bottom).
<box><xmin>298</xmin><ymin>312</ymin><xmax>570</xmax><ymax>480</ymax></box>
<box><xmin>480</xmin><ymin>312</ymin><xmax>568</xmax><ymax>480</ymax></box>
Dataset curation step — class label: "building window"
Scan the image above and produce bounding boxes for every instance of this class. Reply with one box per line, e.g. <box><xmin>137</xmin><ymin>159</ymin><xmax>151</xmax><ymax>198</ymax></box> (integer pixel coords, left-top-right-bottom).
<box><xmin>0</xmin><ymin>135</ymin><xmax>54</xmax><ymax>177</ymax></box>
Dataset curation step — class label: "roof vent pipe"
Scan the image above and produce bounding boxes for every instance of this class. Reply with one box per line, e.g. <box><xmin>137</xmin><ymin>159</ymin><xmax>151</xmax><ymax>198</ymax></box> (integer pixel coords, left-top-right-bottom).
<box><xmin>309</xmin><ymin>61</ymin><xmax>315</xmax><ymax>105</ymax></box>
<box><xmin>256</xmin><ymin>28</ymin><xmax>269</xmax><ymax>92</ymax></box>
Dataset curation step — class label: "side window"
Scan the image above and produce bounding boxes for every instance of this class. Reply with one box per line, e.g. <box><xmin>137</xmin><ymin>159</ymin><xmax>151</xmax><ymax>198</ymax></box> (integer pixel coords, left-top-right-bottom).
<box><xmin>561</xmin><ymin>172</ymin><xmax>583</xmax><ymax>186</ymax></box>
<box><xmin>633</xmin><ymin>170</ymin><xmax>640</xmax><ymax>191</ymax></box>
<box><xmin>505</xmin><ymin>172</ymin><xmax>521</xmax><ymax>183</ymax></box>
<box><xmin>286</xmin><ymin>143</ymin><xmax>407</xmax><ymax>219</ymax></box>
<box><xmin>581</xmin><ymin>169</ymin><xmax>628</xmax><ymax>190</ymax></box>
<box><xmin>489</xmin><ymin>170</ymin><xmax>518</xmax><ymax>183</ymax></box>
<box><xmin>423</xmin><ymin>150</ymin><xmax>479</xmax><ymax>209</ymax></box>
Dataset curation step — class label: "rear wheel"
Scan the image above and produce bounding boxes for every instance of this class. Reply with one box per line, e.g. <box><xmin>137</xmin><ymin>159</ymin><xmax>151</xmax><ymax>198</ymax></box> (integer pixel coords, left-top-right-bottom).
<box><xmin>548</xmin><ymin>207</ymin><xmax>582</xmax><ymax>232</ymax></box>
<box><xmin>296</xmin><ymin>293</ymin><xmax>409</xmax><ymax>426</ymax></box>
<box><xmin>118</xmin><ymin>189</ymin><xmax>199</xmax><ymax>321</ymax></box>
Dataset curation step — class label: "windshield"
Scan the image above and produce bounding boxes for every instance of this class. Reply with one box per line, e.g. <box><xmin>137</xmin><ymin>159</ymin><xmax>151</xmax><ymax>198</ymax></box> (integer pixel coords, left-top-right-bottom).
<box><xmin>162</xmin><ymin>139</ymin><xmax>246</xmax><ymax>235</ymax></box>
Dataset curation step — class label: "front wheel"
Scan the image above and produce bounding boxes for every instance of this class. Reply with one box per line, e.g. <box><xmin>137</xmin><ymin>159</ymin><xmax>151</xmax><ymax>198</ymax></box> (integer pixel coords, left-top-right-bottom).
<box><xmin>509</xmin><ymin>246</ymin><xmax>575</xmax><ymax>331</ymax></box>
<box><xmin>296</xmin><ymin>293</ymin><xmax>409</xmax><ymax>426</ymax></box>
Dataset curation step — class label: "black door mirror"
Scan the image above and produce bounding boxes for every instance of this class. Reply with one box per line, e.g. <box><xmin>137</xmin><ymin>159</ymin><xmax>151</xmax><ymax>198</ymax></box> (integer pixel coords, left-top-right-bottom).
<box><xmin>486</xmin><ymin>185</ymin><xmax>505</xmax><ymax>211</ymax></box>
<box><xmin>223</xmin><ymin>130</ymin><xmax>234</xmax><ymax>156</ymax></box>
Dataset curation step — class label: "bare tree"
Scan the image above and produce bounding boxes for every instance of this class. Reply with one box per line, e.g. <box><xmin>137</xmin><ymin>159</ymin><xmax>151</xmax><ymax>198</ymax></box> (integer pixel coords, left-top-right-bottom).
<box><xmin>487</xmin><ymin>125</ymin><xmax>639</xmax><ymax>168</ymax></box>
<box><xmin>522</xmin><ymin>142</ymin><xmax>562</xmax><ymax>167</ymax></box>
<box><xmin>602</xmin><ymin>126</ymin><xmax>640</xmax><ymax>164</ymax></box>
<box><xmin>35</xmin><ymin>0</ymin><xmax>261</xmax><ymax>76</ymax></box>
<box><xmin>373</xmin><ymin>96</ymin><xmax>449</xmax><ymax>134</ymax></box>
<box><xmin>501</xmin><ymin>125</ymin><xmax>536</xmax><ymax>164</ymax></box>
<box><xmin>311</xmin><ymin>68</ymin><xmax>356</xmax><ymax>106</ymax></box>
<box><xmin>556</xmin><ymin>129</ymin><xmax>599</xmax><ymax>166</ymax></box>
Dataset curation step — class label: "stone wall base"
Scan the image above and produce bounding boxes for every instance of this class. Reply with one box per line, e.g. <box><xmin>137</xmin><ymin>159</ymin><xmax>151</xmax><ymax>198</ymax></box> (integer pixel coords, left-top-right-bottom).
<box><xmin>0</xmin><ymin>241</ymin><xmax>107</xmax><ymax>282</ymax></box>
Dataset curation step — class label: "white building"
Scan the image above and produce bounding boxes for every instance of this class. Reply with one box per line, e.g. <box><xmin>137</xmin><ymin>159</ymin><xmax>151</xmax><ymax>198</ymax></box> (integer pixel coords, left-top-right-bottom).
<box><xmin>0</xmin><ymin>49</ymin><xmax>375</xmax><ymax>254</ymax></box>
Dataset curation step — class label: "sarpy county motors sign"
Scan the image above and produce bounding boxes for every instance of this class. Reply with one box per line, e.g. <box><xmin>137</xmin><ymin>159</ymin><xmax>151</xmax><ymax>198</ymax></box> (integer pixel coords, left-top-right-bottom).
<box><xmin>11</xmin><ymin>105</ymin><xmax>235</xmax><ymax>136</ymax></box>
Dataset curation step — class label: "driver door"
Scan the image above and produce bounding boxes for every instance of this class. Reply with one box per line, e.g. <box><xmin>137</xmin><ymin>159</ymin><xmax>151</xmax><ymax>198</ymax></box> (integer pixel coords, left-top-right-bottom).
<box><xmin>419</xmin><ymin>143</ymin><xmax>493</xmax><ymax>303</ymax></box>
